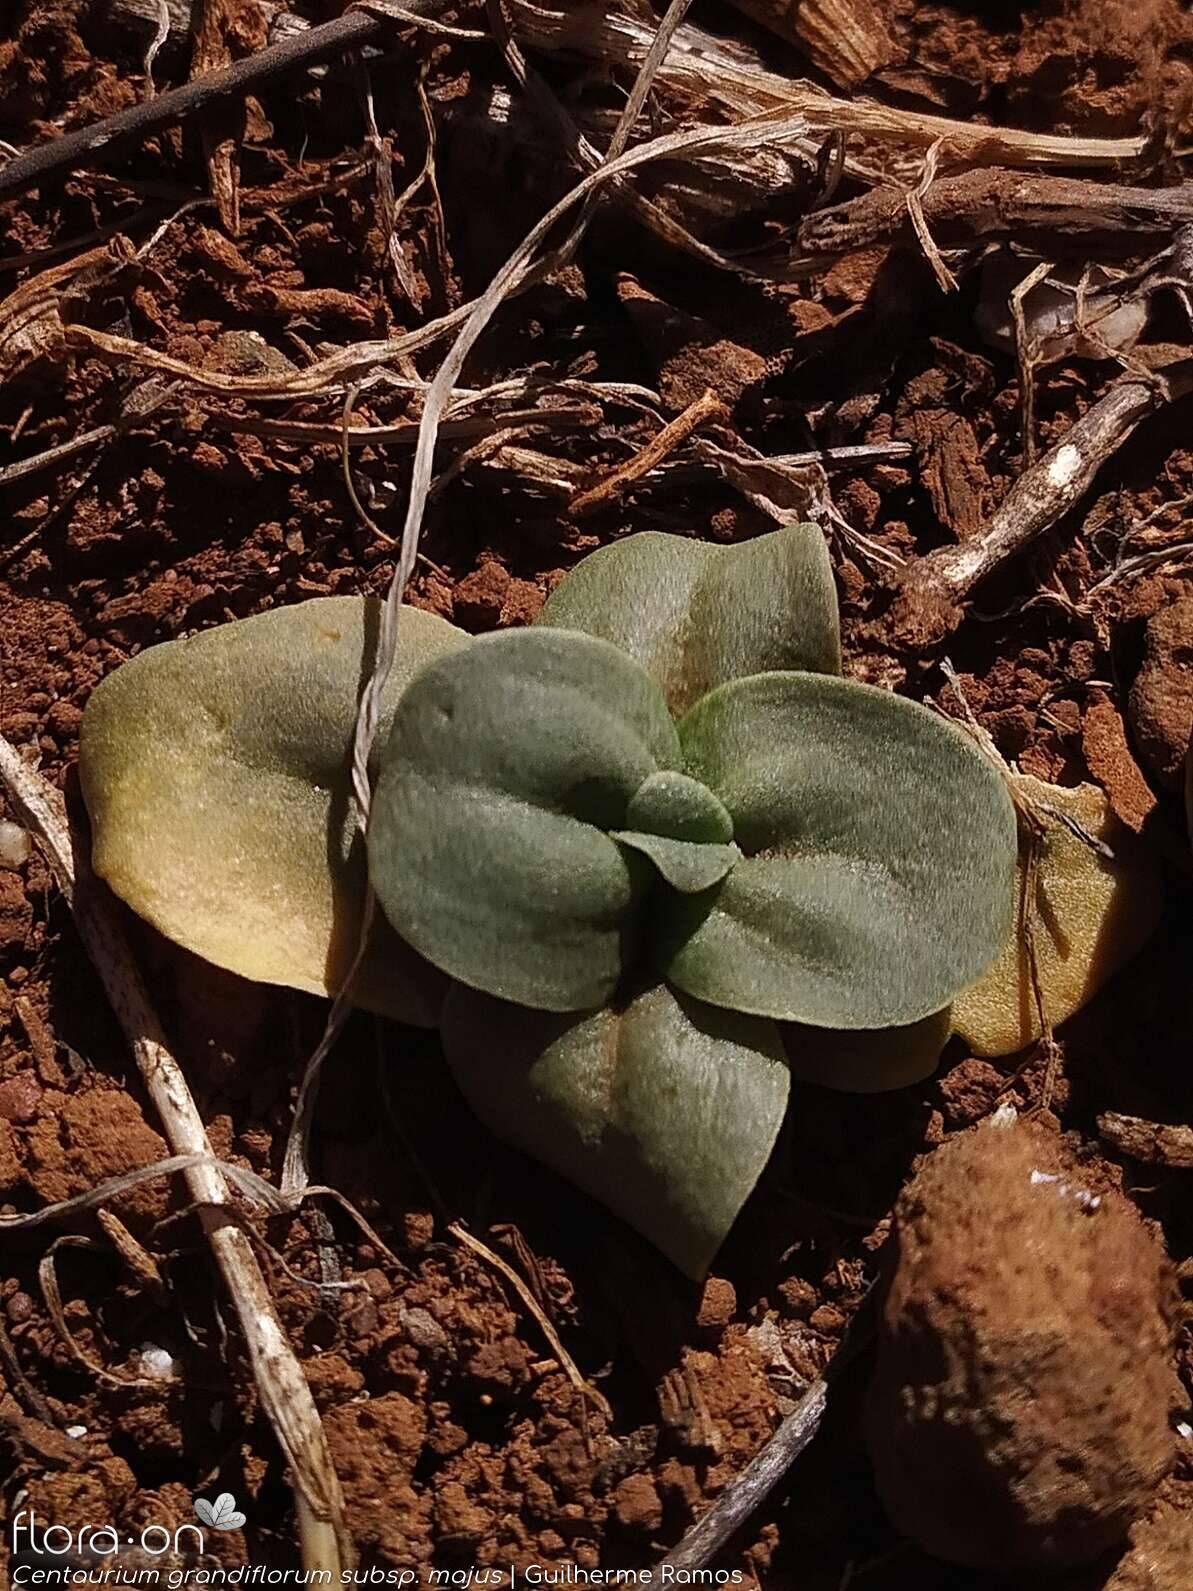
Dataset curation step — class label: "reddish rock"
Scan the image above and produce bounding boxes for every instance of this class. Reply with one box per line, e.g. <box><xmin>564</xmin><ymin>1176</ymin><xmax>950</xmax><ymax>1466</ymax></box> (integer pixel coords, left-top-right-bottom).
<box><xmin>0</xmin><ymin>1119</ymin><xmax>21</xmax><ymax>1190</ymax></box>
<box><xmin>453</xmin><ymin>561</ymin><xmax>511</xmax><ymax>630</ymax></box>
<box><xmin>0</xmin><ymin>1071</ymin><xmax>41</xmax><ymax>1124</ymax></box>
<box><xmin>0</xmin><ymin>871</ymin><xmax>32</xmax><ymax>952</ymax></box>
<box><xmin>866</xmin><ymin>1117</ymin><xmax>1179</xmax><ymax>1569</ymax></box>
<box><xmin>1108</xmin><ymin>1495</ymin><xmax>1193</xmax><ymax>1589</ymax></box>
<box><xmin>776</xmin><ymin>1276</ymin><xmax>817</xmax><ymax>1319</ymax></box>
<box><xmin>696</xmin><ymin>1276</ymin><xmax>736</xmax><ymax>1330</ymax></box>
<box><xmin>1129</xmin><ymin>592</ymin><xmax>1193</xmax><ymax>787</ymax></box>
<box><xmin>611</xmin><ymin>1472</ymin><xmax>663</xmax><ymax>1533</ymax></box>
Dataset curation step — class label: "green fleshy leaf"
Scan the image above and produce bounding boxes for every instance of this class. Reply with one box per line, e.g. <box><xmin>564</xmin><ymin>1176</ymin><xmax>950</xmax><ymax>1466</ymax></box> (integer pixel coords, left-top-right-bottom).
<box><xmin>612</xmin><ymin>832</ymin><xmax>740</xmax><ymax>893</ymax></box>
<box><xmin>537</xmin><ymin>523</ymin><xmax>841</xmax><ymax>714</ymax></box>
<box><xmin>625</xmin><ymin>769</ymin><xmax>734</xmax><ymax>843</ymax></box>
<box><xmin>662</xmin><ymin>673</ymin><xmax>1017</xmax><ymax>1028</ymax></box>
<box><xmin>80</xmin><ymin>597</ymin><xmax>466</xmax><ymax>1024</ymax></box>
<box><xmin>441</xmin><ymin>979</ymin><xmax>790</xmax><ymax>1278</ymax></box>
<box><xmin>780</xmin><ymin>1008</ymin><xmax>952</xmax><ymax>1093</ymax></box>
<box><xmin>369</xmin><ymin>628</ymin><xmax>679</xmax><ymax>1012</ymax></box>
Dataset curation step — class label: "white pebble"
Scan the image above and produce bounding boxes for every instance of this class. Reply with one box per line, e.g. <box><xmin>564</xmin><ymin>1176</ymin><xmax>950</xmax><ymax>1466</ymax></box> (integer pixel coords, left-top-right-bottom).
<box><xmin>1177</xmin><ymin>1421</ymin><xmax>1192</xmax><ymax>1439</ymax></box>
<box><xmin>65</xmin><ymin>1425</ymin><xmax>87</xmax><ymax>1439</ymax></box>
<box><xmin>140</xmin><ymin>1344</ymin><xmax>176</xmax><ymax>1380</ymax></box>
<box><xmin>0</xmin><ymin>820</ymin><xmax>31</xmax><ymax>871</ymax></box>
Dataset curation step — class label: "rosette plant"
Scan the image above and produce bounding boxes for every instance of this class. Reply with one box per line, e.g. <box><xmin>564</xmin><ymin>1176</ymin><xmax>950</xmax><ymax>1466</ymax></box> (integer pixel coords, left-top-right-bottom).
<box><xmin>80</xmin><ymin>524</ymin><xmax>1018</xmax><ymax>1277</ymax></box>
<box><xmin>366</xmin><ymin>525</ymin><xmax>1017</xmax><ymax>1274</ymax></box>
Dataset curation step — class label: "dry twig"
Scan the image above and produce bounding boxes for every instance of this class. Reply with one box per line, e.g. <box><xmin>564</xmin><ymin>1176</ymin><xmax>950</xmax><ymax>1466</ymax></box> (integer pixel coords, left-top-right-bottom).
<box><xmin>660</xmin><ymin>1283</ymin><xmax>879</xmax><ymax>1570</ymax></box>
<box><xmin>568</xmin><ymin>388</ymin><xmax>725</xmax><ymax>516</ymax></box>
<box><xmin>1098</xmin><ymin>1113</ymin><xmax>1193</xmax><ymax>1169</ymax></box>
<box><xmin>799</xmin><ymin>170</ymin><xmax>1193</xmax><ymax>261</ymax></box>
<box><xmin>0</xmin><ymin>736</ymin><xmax>353</xmax><ymax>1574</ymax></box>
<box><xmin>448</xmin><ymin>1222</ymin><xmax>613</xmax><ymax>1423</ymax></box>
<box><xmin>660</xmin><ymin>1378</ymin><xmax>829</xmax><ymax>1570</ymax></box>
<box><xmin>0</xmin><ymin>12</ymin><xmax>386</xmax><ymax>202</ymax></box>
<box><xmin>885</xmin><ymin>359</ymin><xmax>1193</xmax><ymax>651</ymax></box>
<box><xmin>189</xmin><ymin>0</ymin><xmax>243</xmax><ymax>233</ymax></box>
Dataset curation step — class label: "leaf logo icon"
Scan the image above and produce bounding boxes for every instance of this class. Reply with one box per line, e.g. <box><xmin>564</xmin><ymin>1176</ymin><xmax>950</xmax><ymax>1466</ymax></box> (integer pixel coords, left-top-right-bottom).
<box><xmin>194</xmin><ymin>1493</ymin><xmax>246</xmax><ymax>1530</ymax></box>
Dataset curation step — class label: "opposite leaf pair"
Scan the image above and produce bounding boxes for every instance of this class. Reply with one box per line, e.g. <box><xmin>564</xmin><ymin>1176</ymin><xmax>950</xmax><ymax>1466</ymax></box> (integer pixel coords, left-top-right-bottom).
<box><xmin>80</xmin><ymin>525</ymin><xmax>1018</xmax><ymax>1276</ymax></box>
<box><xmin>368</xmin><ymin>624</ymin><xmax>1016</xmax><ymax>1032</ymax></box>
<box><xmin>366</xmin><ymin>527</ymin><xmax>1017</xmax><ymax>1274</ymax></box>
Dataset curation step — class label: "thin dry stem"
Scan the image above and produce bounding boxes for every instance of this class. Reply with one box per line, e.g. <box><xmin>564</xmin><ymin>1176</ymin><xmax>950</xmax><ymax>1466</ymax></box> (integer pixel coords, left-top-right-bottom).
<box><xmin>449</xmin><ymin>1222</ymin><xmax>613</xmax><ymax>1423</ymax></box>
<box><xmin>0</xmin><ymin>735</ymin><xmax>352</xmax><ymax>1574</ymax></box>
<box><xmin>508</xmin><ymin>0</ymin><xmax>1148</xmax><ymax>173</ymax></box>
<box><xmin>568</xmin><ymin>387</ymin><xmax>725</xmax><ymax>515</ymax></box>
<box><xmin>886</xmin><ymin>360</ymin><xmax>1193</xmax><ymax>650</ymax></box>
<box><xmin>905</xmin><ymin>138</ymin><xmax>957</xmax><ymax>294</ymax></box>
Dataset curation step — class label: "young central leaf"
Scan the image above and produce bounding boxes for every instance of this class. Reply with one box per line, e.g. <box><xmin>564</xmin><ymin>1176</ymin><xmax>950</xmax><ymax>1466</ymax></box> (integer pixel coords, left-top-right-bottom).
<box><xmin>626</xmin><ymin>769</ymin><xmax>734</xmax><ymax>843</ymax></box>
<box><xmin>369</xmin><ymin>628</ymin><xmax>680</xmax><ymax>1013</ymax></box>
<box><xmin>611</xmin><ymin>769</ymin><xmax>740</xmax><ymax>893</ymax></box>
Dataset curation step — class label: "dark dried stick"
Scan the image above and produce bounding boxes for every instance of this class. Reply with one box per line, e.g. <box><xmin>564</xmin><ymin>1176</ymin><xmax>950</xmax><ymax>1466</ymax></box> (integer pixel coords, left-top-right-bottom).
<box><xmin>1098</xmin><ymin>1113</ymin><xmax>1193</xmax><ymax>1169</ymax></box>
<box><xmin>660</xmin><ymin>1286</ymin><xmax>878</xmax><ymax>1572</ymax></box>
<box><xmin>798</xmin><ymin>170</ymin><xmax>1193</xmax><ymax>261</ymax></box>
<box><xmin>660</xmin><ymin>1379</ymin><xmax>828</xmax><ymax>1572</ymax></box>
<box><xmin>0</xmin><ymin>735</ymin><xmax>351</xmax><ymax>1573</ymax></box>
<box><xmin>0</xmin><ymin>10</ymin><xmax>384</xmax><ymax>202</ymax></box>
<box><xmin>568</xmin><ymin>387</ymin><xmax>725</xmax><ymax>516</ymax></box>
<box><xmin>885</xmin><ymin>362</ymin><xmax>1193</xmax><ymax>650</ymax></box>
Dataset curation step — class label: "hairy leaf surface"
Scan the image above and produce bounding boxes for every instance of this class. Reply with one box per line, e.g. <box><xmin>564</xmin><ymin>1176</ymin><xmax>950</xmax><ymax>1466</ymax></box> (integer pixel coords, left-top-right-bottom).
<box><xmin>781</xmin><ymin>1008</ymin><xmax>952</xmax><ymax>1092</ymax></box>
<box><xmin>369</xmin><ymin>628</ymin><xmax>679</xmax><ymax>1011</ymax></box>
<box><xmin>442</xmin><ymin>979</ymin><xmax>790</xmax><ymax>1278</ymax></box>
<box><xmin>663</xmin><ymin>673</ymin><xmax>1018</xmax><ymax>1027</ymax></box>
<box><xmin>537</xmin><ymin>523</ymin><xmax>841</xmax><ymax>713</ymax></box>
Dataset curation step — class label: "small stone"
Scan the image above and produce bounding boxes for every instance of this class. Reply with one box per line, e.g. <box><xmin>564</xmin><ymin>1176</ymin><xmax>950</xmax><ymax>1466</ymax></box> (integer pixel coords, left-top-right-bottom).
<box><xmin>866</xmin><ymin>1117</ymin><xmax>1178</xmax><ymax>1570</ymax></box>
<box><xmin>0</xmin><ymin>1072</ymin><xmax>40</xmax><ymax>1124</ymax></box>
<box><xmin>6</xmin><ymin>1291</ymin><xmax>34</xmax><ymax>1324</ymax></box>
<box><xmin>401</xmin><ymin>1306</ymin><xmax>449</xmax><ymax>1353</ymax></box>
<box><xmin>695</xmin><ymin>1276</ymin><xmax>736</xmax><ymax>1330</ymax></box>
<box><xmin>1129</xmin><ymin>591</ymin><xmax>1193</xmax><ymax>787</ymax></box>
<box><xmin>611</xmin><ymin>1473</ymin><xmax>663</xmax><ymax>1533</ymax></box>
<box><xmin>401</xmin><ymin>1210</ymin><xmax>434</xmax><ymax>1249</ymax></box>
<box><xmin>0</xmin><ymin>821</ymin><xmax>31</xmax><ymax>871</ymax></box>
<box><xmin>46</xmin><ymin>701</ymin><xmax>82</xmax><ymax>741</ymax></box>
<box><xmin>0</xmin><ymin>873</ymin><xmax>32</xmax><ymax>953</ymax></box>
<box><xmin>434</xmin><ymin>1481</ymin><xmax>492</xmax><ymax>1546</ymax></box>
<box><xmin>453</xmin><ymin>561</ymin><xmax>510</xmax><ymax>630</ymax></box>
<box><xmin>937</xmin><ymin>1057</ymin><xmax>1006</xmax><ymax>1129</ymax></box>
<box><xmin>777</xmin><ymin>1277</ymin><xmax>817</xmax><ymax>1319</ymax></box>
<box><xmin>361</xmin><ymin>1267</ymin><xmax>392</xmax><ymax>1301</ymax></box>
<box><xmin>344</xmin><ymin>1297</ymin><xmax>379</xmax><ymax>1340</ymax></box>
<box><xmin>1107</xmin><ymin>1499</ymin><xmax>1193</xmax><ymax>1590</ymax></box>
<box><xmin>809</xmin><ymin>1303</ymin><xmax>845</xmax><ymax>1334</ymax></box>
<box><xmin>139</xmin><ymin>1344</ymin><xmax>176</xmax><ymax>1380</ymax></box>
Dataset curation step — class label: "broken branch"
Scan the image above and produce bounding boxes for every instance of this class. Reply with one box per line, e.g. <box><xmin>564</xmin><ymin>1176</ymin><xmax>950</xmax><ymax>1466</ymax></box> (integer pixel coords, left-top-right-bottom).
<box><xmin>568</xmin><ymin>388</ymin><xmax>726</xmax><ymax>516</ymax></box>
<box><xmin>799</xmin><ymin>170</ymin><xmax>1193</xmax><ymax>262</ymax></box>
<box><xmin>885</xmin><ymin>361</ymin><xmax>1193</xmax><ymax>650</ymax></box>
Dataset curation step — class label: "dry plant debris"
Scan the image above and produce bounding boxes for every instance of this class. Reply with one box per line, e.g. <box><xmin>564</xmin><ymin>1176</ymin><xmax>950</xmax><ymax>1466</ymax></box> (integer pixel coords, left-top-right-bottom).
<box><xmin>2</xmin><ymin>0</ymin><xmax>1193</xmax><ymax>1578</ymax></box>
